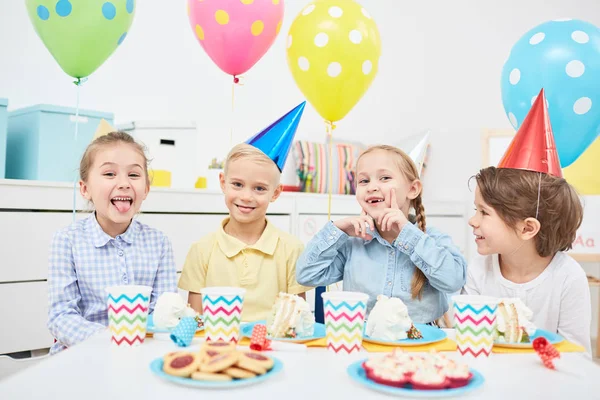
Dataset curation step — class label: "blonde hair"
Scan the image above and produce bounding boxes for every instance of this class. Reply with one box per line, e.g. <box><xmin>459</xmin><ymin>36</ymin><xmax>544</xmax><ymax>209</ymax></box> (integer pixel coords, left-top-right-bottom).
<box><xmin>224</xmin><ymin>143</ymin><xmax>280</xmax><ymax>182</ymax></box>
<box><xmin>357</xmin><ymin>144</ymin><xmax>427</xmax><ymax>299</ymax></box>
<box><xmin>475</xmin><ymin>167</ymin><xmax>583</xmax><ymax>257</ymax></box>
<box><xmin>80</xmin><ymin>131</ymin><xmax>150</xmax><ymax>185</ymax></box>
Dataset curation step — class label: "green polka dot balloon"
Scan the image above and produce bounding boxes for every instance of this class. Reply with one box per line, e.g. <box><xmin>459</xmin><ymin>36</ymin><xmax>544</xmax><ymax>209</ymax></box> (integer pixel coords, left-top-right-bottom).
<box><xmin>26</xmin><ymin>0</ymin><xmax>136</xmax><ymax>79</ymax></box>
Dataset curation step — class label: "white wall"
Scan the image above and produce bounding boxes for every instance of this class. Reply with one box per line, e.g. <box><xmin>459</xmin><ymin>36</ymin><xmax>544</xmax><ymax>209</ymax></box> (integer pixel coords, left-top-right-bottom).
<box><xmin>1</xmin><ymin>0</ymin><xmax>599</xmax><ymax>206</ymax></box>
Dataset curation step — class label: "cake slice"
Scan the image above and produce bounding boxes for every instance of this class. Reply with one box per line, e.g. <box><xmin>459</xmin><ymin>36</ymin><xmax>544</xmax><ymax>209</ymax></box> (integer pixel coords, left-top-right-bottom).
<box><xmin>496</xmin><ymin>299</ymin><xmax>535</xmax><ymax>343</ymax></box>
<box><xmin>365</xmin><ymin>295</ymin><xmax>421</xmax><ymax>340</ymax></box>
<box><xmin>267</xmin><ymin>293</ymin><xmax>315</xmax><ymax>338</ymax></box>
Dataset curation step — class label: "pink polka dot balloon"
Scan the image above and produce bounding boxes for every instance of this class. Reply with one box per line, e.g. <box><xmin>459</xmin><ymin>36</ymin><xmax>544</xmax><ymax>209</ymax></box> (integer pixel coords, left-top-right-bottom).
<box><xmin>188</xmin><ymin>0</ymin><xmax>284</xmax><ymax>78</ymax></box>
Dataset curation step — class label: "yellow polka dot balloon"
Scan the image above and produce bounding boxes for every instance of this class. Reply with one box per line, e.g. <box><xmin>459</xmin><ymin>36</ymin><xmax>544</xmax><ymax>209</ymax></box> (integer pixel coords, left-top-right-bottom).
<box><xmin>286</xmin><ymin>0</ymin><xmax>381</xmax><ymax>122</ymax></box>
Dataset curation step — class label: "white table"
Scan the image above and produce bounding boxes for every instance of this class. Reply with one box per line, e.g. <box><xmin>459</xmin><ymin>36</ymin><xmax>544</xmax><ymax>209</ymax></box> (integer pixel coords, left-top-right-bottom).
<box><xmin>1</xmin><ymin>330</ymin><xmax>599</xmax><ymax>400</ymax></box>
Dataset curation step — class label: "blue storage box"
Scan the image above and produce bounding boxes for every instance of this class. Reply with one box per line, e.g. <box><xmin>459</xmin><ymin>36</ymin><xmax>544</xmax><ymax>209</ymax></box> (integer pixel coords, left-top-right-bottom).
<box><xmin>0</xmin><ymin>98</ymin><xmax>7</xmax><ymax>179</ymax></box>
<box><xmin>6</xmin><ymin>105</ymin><xmax>114</xmax><ymax>182</ymax></box>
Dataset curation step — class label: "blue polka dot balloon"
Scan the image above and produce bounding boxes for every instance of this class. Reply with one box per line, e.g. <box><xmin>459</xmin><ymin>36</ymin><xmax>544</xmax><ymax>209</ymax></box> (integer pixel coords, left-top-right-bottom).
<box><xmin>25</xmin><ymin>0</ymin><xmax>136</xmax><ymax>79</ymax></box>
<box><xmin>501</xmin><ymin>19</ymin><xmax>600</xmax><ymax>167</ymax></box>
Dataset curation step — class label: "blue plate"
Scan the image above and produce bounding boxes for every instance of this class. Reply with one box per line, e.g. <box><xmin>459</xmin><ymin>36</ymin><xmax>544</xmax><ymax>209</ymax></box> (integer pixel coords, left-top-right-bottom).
<box><xmin>363</xmin><ymin>324</ymin><xmax>447</xmax><ymax>346</ymax></box>
<box><xmin>147</xmin><ymin>314</ymin><xmax>203</xmax><ymax>334</ymax></box>
<box><xmin>494</xmin><ymin>329</ymin><xmax>563</xmax><ymax>348</ymax></box>
<box><xmin>347</xmin><ymin>360</ymin><xmax>485</xmax><ymax>398</ymax></box>
<box><xmin>240</xmin><ymin>320</ymin><xmax>326</xmax><ymax>343</ymax></box>
<box><xmin>149</xmin><ymin>356</ymin><xmax>283</xmax><ymax>388</ymax></box>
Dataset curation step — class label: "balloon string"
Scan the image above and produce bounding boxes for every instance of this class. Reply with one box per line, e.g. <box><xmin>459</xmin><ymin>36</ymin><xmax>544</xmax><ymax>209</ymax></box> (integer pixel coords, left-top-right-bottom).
<box><xmin>72</xmin><ymin>78</ymin><xmax>86</xmax><ymax>222</ymax></box>
<box><xmin>230</xmin><ymin>75</ymin><xmax>245</xmax><ymax>148</ymax></box>
<box><xmin>325</xmin><ymin>120</ymin><xmax>337</xmax><ymax>293</ymax></box>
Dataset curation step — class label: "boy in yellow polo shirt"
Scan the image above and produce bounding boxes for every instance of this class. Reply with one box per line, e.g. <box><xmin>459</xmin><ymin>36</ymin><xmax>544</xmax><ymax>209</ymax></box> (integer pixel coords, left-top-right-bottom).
<box><xmin>178</xmin><ymin>103</ymin><xmax>309</xmax><ymax>321</ymax></box>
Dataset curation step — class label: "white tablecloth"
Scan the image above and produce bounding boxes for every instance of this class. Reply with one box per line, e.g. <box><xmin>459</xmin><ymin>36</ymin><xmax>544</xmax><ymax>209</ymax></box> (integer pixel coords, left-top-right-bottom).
<box><xmin>1</xmin><ymin>330</ymin><xmax>599</xmax><ymax>399</ymax></box>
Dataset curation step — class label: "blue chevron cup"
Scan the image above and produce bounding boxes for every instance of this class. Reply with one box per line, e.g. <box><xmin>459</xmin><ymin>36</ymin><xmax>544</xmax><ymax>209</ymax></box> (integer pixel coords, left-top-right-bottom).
<box><xmin>451</xmin><ymin>295</ymin><xmax>498</xmax><ymax>358</ymax></box>
<box><xmin>321</xmin><ymin>291</ymin><xmax>369</xmax><ymax>354</ymax></box>
<box><xmin>105</xmin><ymin>285</ymin><xmax>152</xmax><ymax>347</ymax></box>
<box><xmin>200</xmin><ymin>287</ymin><xmax>246</xmax><ymax>343</ymax></box>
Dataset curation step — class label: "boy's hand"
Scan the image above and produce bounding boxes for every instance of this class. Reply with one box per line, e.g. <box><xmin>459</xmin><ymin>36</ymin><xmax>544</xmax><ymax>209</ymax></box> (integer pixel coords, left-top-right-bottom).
<box><xmin>377</xmin><ymin>189</ymin><xmax>409</xmax><ymax>236</ymax></box>
<box><xmin>334</xmin><ymin>210</ymin><xmax>375</xmax><ymax>240</ymax></box>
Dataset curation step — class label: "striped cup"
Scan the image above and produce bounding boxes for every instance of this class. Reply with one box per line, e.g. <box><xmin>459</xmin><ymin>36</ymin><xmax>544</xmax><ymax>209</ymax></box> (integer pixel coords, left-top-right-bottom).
<box><xmin>452</xmin><ymin>295</ymin><xmax>498</xmax><ymax>358</ymax></box>
<box><xmin>106</xmin><ymin>285</ymin><xmax>152</xmax><ymax>347</ymax></box>
<box><xmin>322</xmin><ymin>291</ymin><xmax>369</xmax><ymax>354</ymax></box>
<box><xmin>201</xmin><ymin>287</ymin><xmax>246</xmax><ymax>343</ymax></box>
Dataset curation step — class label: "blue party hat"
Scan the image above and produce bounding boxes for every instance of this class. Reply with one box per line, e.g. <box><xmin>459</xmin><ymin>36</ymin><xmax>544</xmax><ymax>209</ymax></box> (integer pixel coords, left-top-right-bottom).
<box><xmin>246</xmin><ymin>101</ymin><xmax>306</xmax><ymax>171</ymax></box>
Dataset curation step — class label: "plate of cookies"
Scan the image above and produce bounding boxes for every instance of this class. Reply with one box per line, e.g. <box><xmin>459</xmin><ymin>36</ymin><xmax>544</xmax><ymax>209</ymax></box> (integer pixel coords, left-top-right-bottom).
<box><xmin>150</xmin><ymin>341</ymin><xmax>283</xmax><ymax>388</ymax></box>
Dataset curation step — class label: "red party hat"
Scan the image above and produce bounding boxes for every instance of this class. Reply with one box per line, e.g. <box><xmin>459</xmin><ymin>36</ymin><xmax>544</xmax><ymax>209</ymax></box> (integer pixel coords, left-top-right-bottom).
<box><xmin>498</xmin><ymin>89</ymin><xmax>563</xmax><ymax>178</ymax></box>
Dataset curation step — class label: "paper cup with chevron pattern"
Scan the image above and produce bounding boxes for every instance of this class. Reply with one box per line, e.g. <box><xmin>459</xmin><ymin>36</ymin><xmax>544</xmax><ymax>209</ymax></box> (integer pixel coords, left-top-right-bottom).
<box><xmin>452</xmin><ymin>295</ymin><xmax>498</xmax><ymax>358</ymax></box>
<box><xmin>200</xmin><ymin>287</ymin><xmax>246</xmax><ymax>343</ymax></box>
<box><xmin>322</xmin><ymin>291</ymin><xmax>369</xmax><ymax>354</ymax></box>
<box><xmin>106</xmin><ymin>285</ymin><xmax>152</xmax><ymax>347</ymax></box>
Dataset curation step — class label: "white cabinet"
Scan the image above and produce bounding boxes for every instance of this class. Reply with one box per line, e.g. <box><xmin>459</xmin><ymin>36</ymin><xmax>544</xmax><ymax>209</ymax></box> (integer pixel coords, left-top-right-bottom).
<box><xmin>0</xmin><ymin>282</ymin><xmax>54</xmax><ymax>354</ymax></box>
<box><xmin>0</xmin><ymin>212</ymin><xmax>74</xmax><ymax>282</ymax></box>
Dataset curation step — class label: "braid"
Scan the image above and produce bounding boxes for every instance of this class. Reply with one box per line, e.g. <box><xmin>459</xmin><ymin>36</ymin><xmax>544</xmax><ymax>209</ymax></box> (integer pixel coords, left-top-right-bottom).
<box><xmin>410</xmin><ymin>194</ymin><xmax>427</xmax><ymax>299</ymax></box>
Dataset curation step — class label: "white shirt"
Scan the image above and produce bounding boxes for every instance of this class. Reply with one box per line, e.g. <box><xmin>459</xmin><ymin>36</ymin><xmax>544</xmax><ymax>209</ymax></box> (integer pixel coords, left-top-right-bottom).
<box><xmin>463</xmin><ymin>252</ymin><xmax>592</xmax><ymax>355</ymax></box>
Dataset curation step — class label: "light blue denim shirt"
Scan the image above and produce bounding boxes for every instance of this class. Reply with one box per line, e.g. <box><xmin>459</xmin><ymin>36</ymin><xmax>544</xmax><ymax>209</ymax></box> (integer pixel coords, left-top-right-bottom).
<box><xmin>296</xmin><ymin>221</ymin><xmax>467</xmax><ymax>323</ymax></box>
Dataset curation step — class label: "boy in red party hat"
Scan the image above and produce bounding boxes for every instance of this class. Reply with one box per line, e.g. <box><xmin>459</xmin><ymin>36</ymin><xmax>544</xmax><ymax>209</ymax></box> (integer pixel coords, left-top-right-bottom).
<box><xmin>463</xmin><ymin>89</ymin><xmax>591</xmax><ymax>354</ymax></box>
<box><xmin>178</xmin><ymin>103</ymin><xmax>310</xmax><ymax>322</ymax></box>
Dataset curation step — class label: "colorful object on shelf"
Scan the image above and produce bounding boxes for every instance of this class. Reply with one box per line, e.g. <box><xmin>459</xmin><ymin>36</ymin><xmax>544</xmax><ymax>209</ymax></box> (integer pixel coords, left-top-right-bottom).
<box><xmin>498</xmin><ymin>89</ymin><xmax>562</xmax><ymax>177</ymax></box>
<box><xmin>200</xmin><ymin>287</ymin><xmax>245</xmax><ymax>343</ymax></box>
<box><xmin>286</xmin><ymin>0</ymin><xmax>381</xmax><ymax>123</ymax></box>
<box><xmin>246</xmin><ymin>102</ymin><xmax>306</xmax><ymax>172</ymax></box>
<box><xmin>25</xmin><ymin>0</ymin><xmax>136</xmax><ymax>79</ymax></box>
<box><xmin>187</xmin><ymin>0</ymin><xmax>284</xmax><ymax>78</ymax></box>
<box><xmin>149</xmin><ymin>170</ymin><xmax>172</xmax><ymax>188</ymax></box>
<box><xmin>452</xmin><ymin>295</ymin><xmax>498</xmax><ymax>358</ymax></box>
<box><xmin>533</xmin><ymin>337</ymin><xmax>561</xmax><ymax>369</ymax></box>
<box><xmin>195</xmin><ymin>176</ymin><xmax>207</xmax><ymax>189</ymax></box>
<box><xmin>250</xmin><ymin>324</ymin><xmax>272</xmax><ymax>351</ymax></box>
<box><xmin>321</xmin><ymin>291</ymin><xmax>368</xmax><ymax>354</ymax></box>
<box><xmin>292</xmin><ymin>139</ymin><xmax>363</xmax><ymax>194</ymax></box>
<box><xmin>170</xmin><ymin>317</ymin><xmax>198</xmax><ymax>347</ymax></box>
<box><xmin>501</xmin><ymin>19</ymin><xmax>600</xmax><ymax>167</ymax></box>
<box><xmin>105</xmin><ymin>285</ymin><xmax>151</xmax><ymax>347</ymax></box>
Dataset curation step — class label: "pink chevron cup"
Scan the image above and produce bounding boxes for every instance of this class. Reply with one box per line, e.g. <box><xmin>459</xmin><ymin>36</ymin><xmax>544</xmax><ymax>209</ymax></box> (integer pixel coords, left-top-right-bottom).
<box><xmin>322</xmin><ymin>291</ymin><xmax>369</xmax><ymax>354</ymax></box>
<box><xmin>200</xmin><ymin>287</ymin><xmax>246</xmax><ymax>343</ymax></box>
<box><xmin>106</xmin><ymin>285</ymin><xmax>152</xmax><ymax>347</ymax></box>
<box><xmin>452</xmin><ymin>295</ymin><xmax>498</xmax><ymax>359</ymax></box>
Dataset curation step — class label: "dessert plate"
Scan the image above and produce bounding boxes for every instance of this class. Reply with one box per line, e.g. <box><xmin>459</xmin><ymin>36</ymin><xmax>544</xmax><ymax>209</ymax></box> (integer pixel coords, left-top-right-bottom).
<box><xmin>347</xmin><ymin>360</ymin><xmax>485</xmax><ymax>398</ymax></box>
<box><xmin>493</xmin><ymin>329</ymin><xmax>563</xmax><ymax>349</ymax></box>
<box><xmin>240</xmin><ymin>320</ymin><xmax>326</xmax><ymax>343</ymax></box>
<box><xmin>363</xmin><ymin>324</ymin><xmax>447</xmax><ymax>346</ymax></box>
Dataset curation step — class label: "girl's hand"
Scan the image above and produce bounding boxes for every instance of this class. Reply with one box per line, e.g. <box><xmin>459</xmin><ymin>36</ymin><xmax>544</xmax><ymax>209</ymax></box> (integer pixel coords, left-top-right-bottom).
<box><xmin>334</xmin><ymin>210</ymin><xmax>375</xmax><ymax>240</ymax></box>
<box><xmin>377</xmin><ymin>189</ymin><xmax>409</xmax><ymax>235</ymax></box>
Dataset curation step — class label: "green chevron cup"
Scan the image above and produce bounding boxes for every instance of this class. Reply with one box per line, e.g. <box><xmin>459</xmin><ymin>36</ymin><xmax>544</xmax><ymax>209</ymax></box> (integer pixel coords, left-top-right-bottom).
<box><xmin>452</xmin><ymin>295</ymin><xmax>498</xmax><ymax>358</ymax></box>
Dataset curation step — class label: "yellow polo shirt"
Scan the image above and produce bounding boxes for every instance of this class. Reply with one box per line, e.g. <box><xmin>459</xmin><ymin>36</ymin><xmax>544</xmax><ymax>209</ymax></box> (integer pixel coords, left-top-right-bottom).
<box><xmin>178</xmin><ymin>218</ymin><xmax>310</xmax><ymax>322</ymax></box>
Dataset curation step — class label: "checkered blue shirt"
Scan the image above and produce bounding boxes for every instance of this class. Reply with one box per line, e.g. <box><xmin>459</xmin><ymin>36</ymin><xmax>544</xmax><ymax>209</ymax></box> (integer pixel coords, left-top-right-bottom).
<box><xmin>48</xmin><ymin>213</ymin><xmax>177</xmax><ymax>354</ymax></box>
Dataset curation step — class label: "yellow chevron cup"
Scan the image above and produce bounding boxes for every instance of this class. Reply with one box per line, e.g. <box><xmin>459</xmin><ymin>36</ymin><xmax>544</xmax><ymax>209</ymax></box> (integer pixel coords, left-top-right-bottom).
<box><xmin>452</xmin><ymin>295</ymin><xmax>498</xmax><ymax>359</ymax></box>
<box><xmin>105</xmin><ymin>285</ymin><xmax>152</xmax><ymax>347</ymax></box>
<box><xmin>322</xmin><ymin>291</ymin><xmax>369</xmax><ymax>354</ymax></box>
<box><xmin>200</xmin><ymin>287</ymin><xmax>246</xmax><ymax>343</ymax></box>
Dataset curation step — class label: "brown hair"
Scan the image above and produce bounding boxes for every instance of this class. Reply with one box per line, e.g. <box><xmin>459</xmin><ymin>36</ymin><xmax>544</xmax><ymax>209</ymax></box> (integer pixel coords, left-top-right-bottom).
<box><xmin>357</xmin><ymin>145</ymin><xmax>427</xmax><ymax>299</ymax></box>
<box><xmin>80</xmin><ymin>131</ymin><xmax>150</xmax><ymax>185</ymax></box>
<box><xmin>475</xmin><ymin>167</ymin><xmax>583</xmax><ymax>257</ymax></box>
<box><xmin>223</xmin><ymin>143</ymin><xmax>280</xmax><ymax>183</ymax></box>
